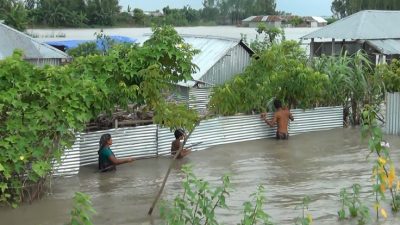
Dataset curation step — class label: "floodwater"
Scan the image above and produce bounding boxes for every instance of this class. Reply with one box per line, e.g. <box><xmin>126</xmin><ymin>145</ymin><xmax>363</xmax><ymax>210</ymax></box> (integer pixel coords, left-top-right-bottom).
<box><xmin>28</xmin><ymin>26</ymin><xmax>319</xmax><ymax>43</ymax></box>
<box><xmin>1</xmin><ymin>128</ymin><xmax>400</xmax><ymax>225</ymax></box>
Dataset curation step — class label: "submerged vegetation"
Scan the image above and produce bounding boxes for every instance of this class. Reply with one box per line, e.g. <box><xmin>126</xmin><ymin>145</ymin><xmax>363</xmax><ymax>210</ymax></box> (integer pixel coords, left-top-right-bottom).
<box><xmin>0</xmin><ymin>25</ymin><xmax>200</xmax><ymax>207</ymax></box>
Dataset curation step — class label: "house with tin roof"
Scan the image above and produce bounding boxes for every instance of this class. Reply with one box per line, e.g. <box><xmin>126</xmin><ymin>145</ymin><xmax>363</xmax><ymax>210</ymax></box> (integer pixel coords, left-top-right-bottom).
<box><xmin>242</xmin><ymin>15</ymin><xmax>327</xmax><ymax>28</ymax></box>
<box><xmin>301</xmin><ymin>10</ymin><xmax>400</xmax><ymax>63</ymax></box>
<box><xmin>140</xmin><ymin>34</ymin><xmax>254</xmax><ymax>113</ymax></box>
<box><xmin>0</xmin><ymin>22</ymin><xmax>70</xmax><ymax>66</ymax></box>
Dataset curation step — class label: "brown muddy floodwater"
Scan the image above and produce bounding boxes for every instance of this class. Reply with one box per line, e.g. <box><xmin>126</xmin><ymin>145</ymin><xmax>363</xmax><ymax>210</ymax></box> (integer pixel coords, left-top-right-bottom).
<box><xmin>1</xmin><ymin>128</ymin><xmax>400</xmax><ymax>225</ymax></box>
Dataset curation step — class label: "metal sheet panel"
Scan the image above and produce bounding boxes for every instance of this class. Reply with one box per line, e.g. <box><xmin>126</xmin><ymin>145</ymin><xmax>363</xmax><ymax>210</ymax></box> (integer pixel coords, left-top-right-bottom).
<box><xmin>289</xmin><ymin>107</ymin><xmax>344</xmax><ymax>134</ymax></box>
<box><xmin>386</xmin><ymin>92</ymin><xmax>400</xmax><ymax>135</ymax></box>
<box><xmin>52</xmin><ymin>135</ymin><xmax>80</xmax><ymax>176</ymax></box>
<box><xmin>54</xmin><ymin>107</ymin><xmax>343</xmax><ymax>176</ymax></box>
<box><xmin>188</xmin><ymin>88</ymin><xmax>211</xmax><ymax>115</ymax></box>
<box><xmin>164</xmin><ymin>106</ymin><xmax>343</xmax><ymax>154</ymax></box>
<box><xmin>200</xmin><ymin>45</ymin><xmax>251</xmax><ymax>86</ymax></box>
<box><xmin>79</xmin><ymin>125</ymin><xmax>157</xmax><ymax>166</ymax></box>
<box><xmin>367</xmin><ymin>39</ymin><xmax>400</xmax><ymax>55</ymax></box>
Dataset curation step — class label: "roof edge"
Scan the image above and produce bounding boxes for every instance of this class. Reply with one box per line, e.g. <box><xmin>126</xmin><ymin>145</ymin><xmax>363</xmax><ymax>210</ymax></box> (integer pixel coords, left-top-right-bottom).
<box><xmin>0</xmin><ymin>23</ymin><xmax>71</xmax><ymax>59</ymax></box>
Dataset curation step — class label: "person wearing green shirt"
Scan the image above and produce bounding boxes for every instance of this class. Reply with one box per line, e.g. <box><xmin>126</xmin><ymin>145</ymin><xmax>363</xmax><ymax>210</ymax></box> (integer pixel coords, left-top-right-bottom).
<box><xmin>98</xmin><ymin>133</ymin><xmax>134</xmax><ymax>172</ymax></box>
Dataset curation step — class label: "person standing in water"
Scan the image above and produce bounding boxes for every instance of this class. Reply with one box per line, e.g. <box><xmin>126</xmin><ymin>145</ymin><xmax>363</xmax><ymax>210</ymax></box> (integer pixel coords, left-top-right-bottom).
<box><xmin>261</xmin><ymin>99</ymin><xmax>294</xmax><ymax>140</ymax></box>
<box><xmin>98</xmin><ymin>133</ymin><xmax>134</xmax><ymax>172</ymax></box>
<box><xmin>171</xmin><ymin>128</ymin><xmax>191</xmax><ymax>159</ymax></box>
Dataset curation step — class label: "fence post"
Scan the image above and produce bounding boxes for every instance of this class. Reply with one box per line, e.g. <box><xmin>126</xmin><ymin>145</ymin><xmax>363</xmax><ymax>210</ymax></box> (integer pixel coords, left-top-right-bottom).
<box><xmin>156</xmin><ymin>125</ymin><xmax>159</xmax><ymax>157</ymax></box>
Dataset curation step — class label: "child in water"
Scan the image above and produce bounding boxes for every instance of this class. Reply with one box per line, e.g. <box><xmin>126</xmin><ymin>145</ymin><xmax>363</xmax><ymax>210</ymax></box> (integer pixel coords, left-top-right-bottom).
<box><xmin>261</xmin><ymin>99</ymin><xmax>294</xmax><ymax>140</ymax></box>
<box><xmin>171</xmin><ymin>128</ymin><xmax>191</xmax><ymax>159</ymax></box>
<box><xmin>98</xmin><ymin>133</ymin><xmax>134</xmax><ymax>172</ymax></box>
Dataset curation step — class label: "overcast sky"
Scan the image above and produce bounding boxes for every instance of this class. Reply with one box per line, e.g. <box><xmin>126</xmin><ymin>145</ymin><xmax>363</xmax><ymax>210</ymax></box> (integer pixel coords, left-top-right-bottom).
<box><xmin>120</xmin><ymin>0</ymin><xmax>333</xmax><ymax>16</ymax></box>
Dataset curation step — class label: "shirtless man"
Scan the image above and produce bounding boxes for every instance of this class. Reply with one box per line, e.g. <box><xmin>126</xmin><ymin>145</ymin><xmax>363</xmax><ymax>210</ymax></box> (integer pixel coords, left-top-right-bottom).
<box><xmin>261</xmin><ymin>99</ymin><xmax>294</xmax><ymax>140</ymax></box>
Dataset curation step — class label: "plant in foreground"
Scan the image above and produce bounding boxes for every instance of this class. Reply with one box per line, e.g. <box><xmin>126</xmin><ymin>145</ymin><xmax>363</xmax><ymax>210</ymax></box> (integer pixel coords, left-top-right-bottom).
<box><xmin>160</xmin><ymin>165</ymin><xmax>274</xmax><ymax>225</ymax></box>
<box><xmin>68</xmin><ymin>192</ymin><xmax>96</xmax><ymax>225</ymax></box>
<box><xmin>295</xmin><ymin>196</ymin><xmax>312</xmax><ymax>225</ymax></box>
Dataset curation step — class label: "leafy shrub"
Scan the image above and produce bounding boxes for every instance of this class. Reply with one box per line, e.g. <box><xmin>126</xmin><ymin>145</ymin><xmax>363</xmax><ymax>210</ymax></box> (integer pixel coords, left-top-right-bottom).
<box><xmin>378</xmin><ymin>59</ymin><xmax>400</xmax><ymax>93</ymax></box>
<box><xmin>0</xmin><ymin>25</ymin><xmax>200</xmax><ymax>207</ymax></box>
<box><xmin>160</xmin><ymin>165</ymin><xmax>274</xmax><ymax>225</ymax></box>
<box><xmin>68</xmin><ymin>192</ymin><xmax>96</xmax><ymax>225</ymax></box>
<box><xmin>209</xmin><ymin>41</ymin><xmax>328</xmax><ymax>115</ymax></box>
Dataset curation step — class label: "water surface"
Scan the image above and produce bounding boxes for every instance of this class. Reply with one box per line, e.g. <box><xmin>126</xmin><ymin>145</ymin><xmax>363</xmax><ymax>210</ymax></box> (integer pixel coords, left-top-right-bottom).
<box><xmin>1</xmin><ymin>128</ymin><xmax>399</xmax><ymax>225</ymax></box>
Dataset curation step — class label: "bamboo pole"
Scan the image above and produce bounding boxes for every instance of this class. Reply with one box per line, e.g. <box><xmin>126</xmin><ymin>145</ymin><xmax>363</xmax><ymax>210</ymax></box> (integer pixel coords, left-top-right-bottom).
<box><xmin>147</xmin><ymin>121</ymin><xmax>200</xmax><ymax>215</ymax></box>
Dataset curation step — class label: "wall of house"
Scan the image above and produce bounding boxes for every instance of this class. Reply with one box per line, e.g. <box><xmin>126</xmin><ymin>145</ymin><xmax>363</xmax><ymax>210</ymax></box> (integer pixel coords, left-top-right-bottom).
<box><xmin>199</xmin><ymin>44</ymin><xmax>251</xmax><ymax>87</ymax></box>
<box><xmin>386</xmin><ymin>92</ymin><xmax>400</xmax><ymax>135</ymax></box>
<box><xmin>25</xmin><ymin>58</ymin><xmax>64</xmax><ymax>67</ymax></box>
<box><xmin>312</xmin><ymin>41</ymin><xmax>362</xmax><ymax>57</ymax></box>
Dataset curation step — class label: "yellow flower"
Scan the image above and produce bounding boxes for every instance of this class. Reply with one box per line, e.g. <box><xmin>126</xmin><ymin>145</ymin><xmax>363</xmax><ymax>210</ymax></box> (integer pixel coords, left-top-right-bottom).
<box><xmin>388</xmin><ymin>165</ymin><xmax>396</xmax><ymax>188</ymax></box>
<box><xmin>380</xmin><ymin>183</ymin><xmax>386</xmax><ymax>193</ymax></box>
<box><xmin>19</xmin><ymin>155</ymin><xmax>24</xmax><ymax>161</ymax></box>
<box><xmin>380</xmin><ymin>208</ymin><xmax>388</xmax><ymax>219</ymax></box>
<box><xmin>378</xmin><ymin>157</ymin><xmax>387</xmax><ymax>165</ymax></box>
<box><xmin>306</xmin><ymin>214</ymin><xmax>313</xmax><ymax>224</ymax></box>
<box><xmin>397</xmin><ymin>181</ymin><xmax>400</xmax><ymax>192</ymax></box>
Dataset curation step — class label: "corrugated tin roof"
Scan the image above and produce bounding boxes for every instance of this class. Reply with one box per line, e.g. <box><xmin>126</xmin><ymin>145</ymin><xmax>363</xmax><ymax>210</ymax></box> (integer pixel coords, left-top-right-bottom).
<box><xmin>302</xmin><ymin>10</ymin><xmax>400</xmax><ymax>40</ymax></box>
<box><xmin>242</xmin><ymin>15</ymin><xmax>282</xmax><ymax>22</ymax></box>
<box><xmin>311</xmin><ymin>16</ymin><xmax>327</xmax><ymax>23</ymax></box>
<box><xmin>182</xmin><ymin>35</ymin><xmax>238</xmax><ymax>86</ymax></box>
<box><xmin>243</xmin><ymin>16</ymin><xmax>257</xmax><ymax>22</ymax></box>
<box><xmin>140</xmin><ymin>35</ymin><xmax>253</xmax><ymax>87</ymax></box>
<box><xmin>0</xmin><ymin>23</ymin><xmax>70</xmax><ymax>60</ymax></box>
<box><xmin>366</xmin><ymin>39</ymin><xmax>400</xmax><ymax>55</ymax></box>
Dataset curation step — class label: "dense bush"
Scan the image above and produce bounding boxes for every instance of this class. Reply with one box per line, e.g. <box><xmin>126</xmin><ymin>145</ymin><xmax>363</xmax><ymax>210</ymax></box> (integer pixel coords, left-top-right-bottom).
<box><xmin>0</xmin><ymin>25</ymin><xmax>200</xmax><ymax>207</ymax></box>
<box><xmin>378</xmin><ymin>59</ymin><xmax>400</xmax><ymax>93</ymax></box>
<box><xmin>209</xmin><ymin>41</ymin><xmax>328</xmax><ymax>115</ymax></box>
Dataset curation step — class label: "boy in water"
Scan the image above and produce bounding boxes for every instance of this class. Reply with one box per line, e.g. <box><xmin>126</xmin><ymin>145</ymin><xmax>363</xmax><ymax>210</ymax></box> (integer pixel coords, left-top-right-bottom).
<box><xmin>171</xmin><ymin>128</ymin><xmax>191</xmax><ymax>159</ymax></box>
<box><xmin>261</xmin><ymin>99</ymin><xmax>294</xmax><ymax>140</ymax></box>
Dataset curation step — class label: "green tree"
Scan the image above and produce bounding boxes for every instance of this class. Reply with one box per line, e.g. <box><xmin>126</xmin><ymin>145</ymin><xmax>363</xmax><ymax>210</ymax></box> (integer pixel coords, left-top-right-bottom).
<box><xmin>86</xmin><ymin>0</ymin><xmax>121</xmax><ymax>26</ymax></box>
<box><xmin>133</xmin><ymin>8</ymin><xmax>145</xmax><ymax>26</ymax></box>
<box><xmin>4</xmin><ymin>1</ymin><xmax>28</xmax><ymax>31</ymax></box>
<box><xmin>0</xmin><ymin>25</ymin><xmax>200</xmax><ymax>207</ymax></box>
<box><xmin>332</xmin><ymin>0</ymin><xmax>400</xmax><ymax>18</ymax></box>
<box><xmin>209</xmin><ymin>41</ymin><xmax>328</xmax><ymax>115</ymax></box>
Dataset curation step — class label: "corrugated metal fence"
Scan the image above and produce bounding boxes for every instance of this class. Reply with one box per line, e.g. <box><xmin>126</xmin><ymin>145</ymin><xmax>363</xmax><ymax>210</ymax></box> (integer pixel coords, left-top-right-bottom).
<box><xmin>54</xmin><ymin>106</ymin><xmax>343</xmax><ymax>176</ymax></box>
<box><xmin>386</xmin><ymin>92</ymin><xmax>400</xmax><ymax>135</ymax></box>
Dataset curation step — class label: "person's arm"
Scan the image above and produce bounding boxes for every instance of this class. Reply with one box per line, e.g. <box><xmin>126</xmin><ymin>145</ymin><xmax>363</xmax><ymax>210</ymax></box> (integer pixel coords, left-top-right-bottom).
<box><xmin>289</xmin><ymin>112</ymin><xmax>294</xmax><ymax>121</ymax></box>
<box><xmin>265</xmin><ymin>113</ymin><xmax>277</xmax><ymax>127</ymax></box>
<box><xmin>108</xmin><ymin>155</ymin><xmax>134</xmax><ymax>165</ymax></box>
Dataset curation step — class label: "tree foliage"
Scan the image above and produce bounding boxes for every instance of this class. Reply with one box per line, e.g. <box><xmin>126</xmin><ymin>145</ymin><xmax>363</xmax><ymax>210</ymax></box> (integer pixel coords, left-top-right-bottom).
<box><xmin>377</xmin><ymin>59</ymin><xmax>400</xmax><ymax>93</ymax></box>
<box><xmin>209</xmin><ymin>41</ymin><xmax>328</xmax><ymax>115</ymax></box>
<box><xmin>331</xmin><ymin>0</ymin><xmax>400</xmax><ymax>18</ymax></box>
<box><xmin>0</xmin><ymin>0</ymin><xmax>278</xmax><ymax>28</ymax></box>
<box><xmin>0</xmin><ymin>25</ymin><xmax>200</xmax><ymax>207</ymax></box>
<box><xmin>0</xmin><ymin>0</ymin><xmax>28</xmax><ymax>31</ymax></box>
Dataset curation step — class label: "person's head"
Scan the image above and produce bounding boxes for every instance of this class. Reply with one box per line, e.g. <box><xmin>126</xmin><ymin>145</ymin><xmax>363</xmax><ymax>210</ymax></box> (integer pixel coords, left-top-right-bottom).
<box><xmin>174</xmin><ymin>128</ymin><xmax>185</xmax><ymax>140</ymax></box>
<box><xmin>273</xmin><ymin>99</ymin><xmax>282</xmax><ymax>109</ymax></box>
<box><xmin>99</xmin><ymin>133</ymin><xmax>112</xmax><ymax>151</ymax></box>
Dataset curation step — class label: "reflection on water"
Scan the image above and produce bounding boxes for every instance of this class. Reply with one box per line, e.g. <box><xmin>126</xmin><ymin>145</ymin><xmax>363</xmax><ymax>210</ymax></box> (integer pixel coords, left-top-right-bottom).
<box><xmin>1</xmin><ymin>128</ymin><xmax>399</xmax><ymax>225</ymax></box>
